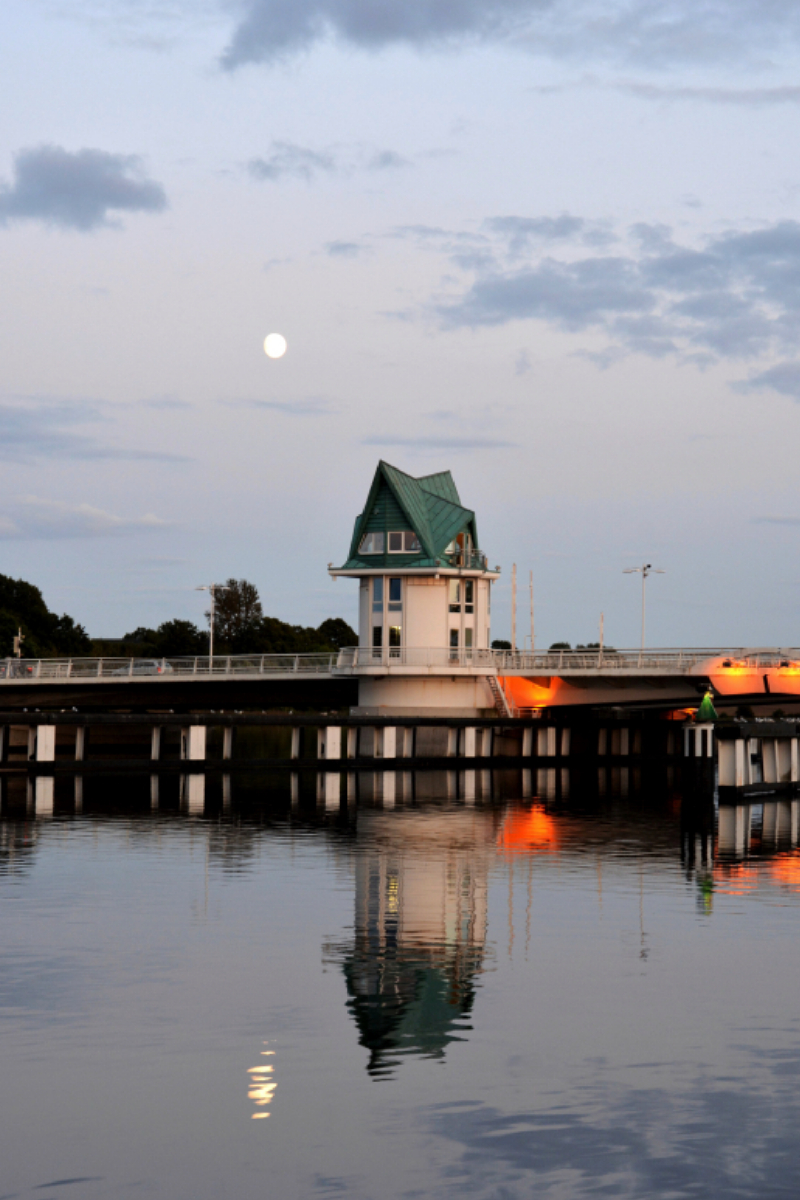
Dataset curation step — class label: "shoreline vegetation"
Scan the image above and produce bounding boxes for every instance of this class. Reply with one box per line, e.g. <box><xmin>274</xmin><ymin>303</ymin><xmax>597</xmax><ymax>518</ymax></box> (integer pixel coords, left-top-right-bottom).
<box><xmin>0</xmin><ymin>574</ymin><xmax>356</xmax><ymax>660</ymax></box>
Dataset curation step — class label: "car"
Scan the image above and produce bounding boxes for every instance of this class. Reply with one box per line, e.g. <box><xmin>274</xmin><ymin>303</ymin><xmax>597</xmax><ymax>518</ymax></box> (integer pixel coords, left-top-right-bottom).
<box><xmin>111</xmin><ymin>659</ymin><xmax>174</xmax><ymax>676</ymax></box>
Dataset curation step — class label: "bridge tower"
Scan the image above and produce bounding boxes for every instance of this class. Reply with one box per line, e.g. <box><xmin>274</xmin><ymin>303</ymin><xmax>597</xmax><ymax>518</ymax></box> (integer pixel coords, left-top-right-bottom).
<box><xmin>330</xmin><ymin>461</ymin><xmax>500</xmax><ymax>714</ymax></box>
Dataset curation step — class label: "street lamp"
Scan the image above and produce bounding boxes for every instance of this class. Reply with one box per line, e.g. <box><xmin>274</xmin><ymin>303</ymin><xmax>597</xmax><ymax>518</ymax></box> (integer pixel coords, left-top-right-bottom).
<box><xmin>196</xmin><ymin>583</ymin><xmax>229</xmax><ymax>661</ymax></box>
<box><xmin>623</xmin><ymin>563</ymin><xmax>665</xmax><ymax>663</ymax></box>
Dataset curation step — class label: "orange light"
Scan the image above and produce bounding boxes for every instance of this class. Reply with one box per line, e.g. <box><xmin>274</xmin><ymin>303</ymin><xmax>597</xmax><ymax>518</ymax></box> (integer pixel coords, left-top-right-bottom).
<box><xmin>497</xmin><ymin>806</ymin><xmax>559</xmax><ymax>856</ymax></box>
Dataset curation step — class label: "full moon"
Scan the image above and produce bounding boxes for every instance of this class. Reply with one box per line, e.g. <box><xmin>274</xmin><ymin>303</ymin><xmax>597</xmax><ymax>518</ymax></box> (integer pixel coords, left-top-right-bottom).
<box><xmin>264</xmin><ymin>333</ymin><xmax>287</xmax><ymax>359</ymax></box>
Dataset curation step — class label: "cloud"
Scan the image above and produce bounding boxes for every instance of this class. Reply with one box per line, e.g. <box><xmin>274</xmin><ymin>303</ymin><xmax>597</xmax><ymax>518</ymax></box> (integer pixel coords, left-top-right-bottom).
<box><xmin>247</xmin><ymin>142</ymin><xmax>336</xmax><ymax>182</ymax></box>
<box><xmin>0</xmin><ymin>497</ymin><xmax>169</xmax><ymax>540</ymax></box>
<box><xmin>0</xmin><ymin>146</ymin><xmax>167</xmax><ymax>232</ymax></box>
<box><xmin>427</xmin><ymin>216</ymin><xmax>800</xmax><ymax>370</ymax></box>
<box><xmin>220</xmin><ymin>0</ymin><xmax>800</xmax><ymax>70</ymax></box>
<box><xmin>753</xmin><ymin>515</ymin><xmax>800</xmax><ymax>527</ymax></box>
<box><xmin>362</xmin><ymin>435</ymin><xmax>516</xmax><ymax>449</ymax></box>
<box><xmin>247</xmin><ymin>142</ymin><xmax>410</xmax><ymax>183</ymax></box>
<box><xmin>325</xmin><ymin>240</ymin><xmax>365</xmax><ymax>258</ymax></box>
<box><xmin>734</xmin><ymin>362</ymin><xmax>800</xmax><ymax>399</ymax></box>
<box><xmin>0</xmin><ymin>397</ymin><xmax>188</xmax><ymax>463</ymax></box>
<box><xmin>139</xmin><ymin>394</ymin><xmax>193</xmax><ymax>410</ymax></box>
<box><xmin>618</xmin><ymin>82</ymin><xmax>800</xmax><ymax>106</ymax></box>
<box><xmin>225</xmin><ymin>396</ymin><xmax>336</xmax><ymax>414</ymax></box>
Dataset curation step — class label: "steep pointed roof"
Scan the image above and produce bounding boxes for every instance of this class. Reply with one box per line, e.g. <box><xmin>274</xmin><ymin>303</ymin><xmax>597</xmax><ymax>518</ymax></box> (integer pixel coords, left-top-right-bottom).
<box><xmin>337</xmin><ymin>460</ymin><xmax>484</xmax><ymax>571</ymax></box>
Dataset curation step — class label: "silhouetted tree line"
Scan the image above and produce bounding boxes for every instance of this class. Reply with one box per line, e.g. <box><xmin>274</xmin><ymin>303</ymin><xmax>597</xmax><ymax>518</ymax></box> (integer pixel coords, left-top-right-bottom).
<box><xmin>121</xmin><ymin>578</ymin><xmax>356</xmax><ymax>658</ymax></box>
<box><xmin>0</xmin><ymin>573</ymin><xmax>91</xmax><ymax>658</ymax></box>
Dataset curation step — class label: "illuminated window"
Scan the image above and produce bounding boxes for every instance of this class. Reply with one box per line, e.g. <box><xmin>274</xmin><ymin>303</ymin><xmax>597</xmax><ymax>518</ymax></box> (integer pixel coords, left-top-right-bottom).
<box><xmin>359</xmin><ymin>532</ymin><xmax>385</xmax><ymax>554</ymax></box>
<box><xmin>465</xmin><ymin>580</ymin><xmax>474</xmax><ymax>613</ymax></box>
<box><xmin>372</xmin><ymin>577</ymin><xmax>383</xmax><ymax>612</ymax></box>
<box><xmin>449</xmin><ymin>580</ymin><xmax>461</xmax><ymax>612</ymax></box>
<box><xmin>389</xmin><ymin>625</ymin><xmax>402</xmax><ymax>648</ymax></box>
<box><xmin>388</xmin><ymin>578</ymin><xmax>402</xmax><ymax>611</ymax></box>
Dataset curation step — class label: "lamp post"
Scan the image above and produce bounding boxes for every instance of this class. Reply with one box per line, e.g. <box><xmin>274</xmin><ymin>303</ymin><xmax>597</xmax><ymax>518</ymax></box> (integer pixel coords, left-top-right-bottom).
<box><xmin>196</xmin><ymin>583</ymin><xmax>229</xmax><ymax>662</ymax></box>
<box><xmin>623</xmin><ymin>563</ymin><xmax>665</xmax><ymax>665</ymax></box>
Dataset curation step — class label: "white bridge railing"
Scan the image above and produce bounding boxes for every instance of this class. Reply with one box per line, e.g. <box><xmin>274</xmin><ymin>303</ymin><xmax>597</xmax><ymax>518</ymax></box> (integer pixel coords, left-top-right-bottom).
<box><xmin>0</xmin><ymin>646</ymin><xmax>797</xmax><ymax>682</ymax></box>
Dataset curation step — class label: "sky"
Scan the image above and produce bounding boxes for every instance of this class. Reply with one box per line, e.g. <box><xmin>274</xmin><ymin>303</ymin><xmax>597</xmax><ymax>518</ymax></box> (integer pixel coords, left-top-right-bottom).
<box><xmin>4</xmin><ymin>0</ymin><xmax>800</xmax><ymax>647</ymax></box>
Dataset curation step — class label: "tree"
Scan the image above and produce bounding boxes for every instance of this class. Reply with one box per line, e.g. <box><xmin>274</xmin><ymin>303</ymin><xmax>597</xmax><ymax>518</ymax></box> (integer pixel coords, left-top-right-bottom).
<box><xmin>0</xmin><ymin>573</ymin><xmax>91</xmax><ymax>658</ymax></box>
<box><xmin>317</xmin><ymin>617</ymin><xmax>357</xmax><ymax>649</ymax></box>
<box><xmin>211</xmin><ymin>579</ymin><xmax>263</xmax><ymax>651</ymax></box>
<box><xmin>491</xmin><ymin>639</ymin><xmax>512</xmax><ymax>650</ymax></box>
<box><xmin>549</xmin><ymin>642</ymin><xmax>571</xmax><ymax>650</ymax></box>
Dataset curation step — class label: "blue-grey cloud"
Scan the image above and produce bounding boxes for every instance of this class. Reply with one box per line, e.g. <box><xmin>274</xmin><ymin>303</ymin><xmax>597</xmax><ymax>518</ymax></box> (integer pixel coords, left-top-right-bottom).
<box><xmin>325</xmin><ymin>240</ymin><xmax>365</xmax><ymax>257</ymax></box>
<box><xmin>0</xmin><ymin>146</ymin><xmax>167</xmax><ymax>232</ymax></box>
<box><xmin>0</xmin><ymin>398</ymin><xmax>187</xmax><ymax>463</ymax></box>
<box><xmin>0</xmin><ymin>497</ymin><xmax>169</xmax><ymax>541</ymax></box>
<box><xmin>247</xmin><ymin>142</ymin><xmax>337</xmax><ymax>182</ymax></box>
<box><xmin>432</xmin><ymin>216</ymin><xmax>800</xmax><ymax>369</ymax></box>
<box><xmin>734</xmin><ymin>361</ymin><xmax>800</xmax><ymax>399</ymax></box>
<box><xmin>753</xmin><ymin>515</ymin><xmax>800</xmax><ymax>526</ymax></box>
<box><xmin>367</xmin><ymin>149</ymin><xmax>409</xmax><ymax>170</ymax></box>
<box><xmin>220</xmin><ymin>0</ymin><xmax>800</xmax><ymax>69</ymax></box>
<box><xmin>619</xmin><ymin>81</ymin><xmax>800</xmax><ymax>106</ymax></box>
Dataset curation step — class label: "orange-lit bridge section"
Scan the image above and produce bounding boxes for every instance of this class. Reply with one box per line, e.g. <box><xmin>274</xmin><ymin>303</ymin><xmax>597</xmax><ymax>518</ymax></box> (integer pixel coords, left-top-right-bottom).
<box><xmin>496</xmin><ymin>649</ymin><xmax>800</xmax><ymax>713</ymax></box>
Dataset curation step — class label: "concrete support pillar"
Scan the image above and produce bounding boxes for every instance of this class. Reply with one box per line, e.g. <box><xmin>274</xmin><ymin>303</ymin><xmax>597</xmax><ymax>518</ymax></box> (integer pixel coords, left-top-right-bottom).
<box><xmin>151</xmin><ymin>727</ymin><xmax>162</xmax><ymax>762</ymax></box>
<box><xmin>792</xmin><ymin>800</ymin><xmax>799</xmax><ymax>846</ymax></box>
<box><xmin>521</xmin><ymin>768</ymin><xmax>533</xmax><ymax>798</ymax></box>
<box><xmin>75</xmin><ymin>727</ymin><xmax>88</xmax><ymax>762</ymax></box>
<box><xmin>521</xmin><ymin>728</ymin><xmax>533</xmax><ymax>757</ymax></box>
<box><xmin>402</xmin><ymin>727</ymin><xmax>414</xmax><ymax>758</ymax></box>
<box><xmin>446</xmin><ymin>728</ymin><xmax>458</xmax><ymax>758</ymax></box>
<box><xmin>222</xmin><ymin>727</ymin><xmax>234</xmax><ymax>761</ymax></box>
<box><xmin>382</xmin><ymin>727</ymin><xmax>397</xmax><ymax>760</ymax></box>
<box><xmin>181</xmin><ymin>774</ymin><xmax>205</xmax><ymax>815</ymax></box>
<box><xmin>560</xmin><ymin>768</ymin><xmax>570</xmax><ymax>800</ymax></box>
<box><xmin>620</xmin><ymin>728</ymin><xmax>630</xmax><ymax>757</ymax></box>
<box><xmin>382</xmin><ymin>772</ymin><xmax>396</xmax><ymax>807</ymax></box>
<box><xmin>463</xmin><ymin>727</ymin><xmax>477</xmax><ymax>758</ymax></box>
<box><xmin>34</xmin><ymin>726</ymin><xmax>55</xmax><ymax>762</ymax></box>
<box><xmin>718</xmin><ymin>804</ymin><xmax>751</xmax><ymax>855</ymax></box>
<box><xmin>346</xmin><ymin>773</ymin><xmax>357</xmax><ymax>803</ymax></box>
<box><xmin>150</xmin><ymin>775</ymin><xmax>159</xmax><ymax>810</ymax></box>
<box><xmin>480</xmin><ymin>768</ymin><xmax>492</xmax><ymax>797</ymax></box>
<box><xmin>290</xmin><ymin>773</ymin><xmax>299</xmax><ymax>808</ymax></box>
<box><xmin>222</xmin><ymin>774</ymin><xmax>232</xmax><ymax>811</ymax></box>
<box><xmin>777</xmin><ymin>800</ymin><xmax>791</xmax><ymax>841</ymax></box>
<box><xmin>792</xmin><ymin>738</ymin><xmax>799</xmax><ymax>784</ymax></box>
<box><xmin>181</xmin><ymin>727</ymin><xmax>206</xmax><ymax>761</ymax></box>
<box><xmin>0</xmin><ymin>727</ymin><xmax>7</xmax><ymax>765</ymax></box>
<box><xmin>27</xmin><ymin>728</ymin><xmax>35</xmax><ymax>760</ymax></box>
<box><xmin>735</xmin><ymin>739</ymin><xmax>746</xmax><ymax>787</ymax></box>
<box><xmin>561</xmin><ymin>728</ymin><xmax>571</xmax><ymax>757</ymax></box>
<box><xmin>34</xmin><ymin>777</ymin><xmax>54</xmax><ymax>816</ymax></box>
<box><xmin>462</xmin><ymin>770</ymin><xmax>476</xmax><ymax>804</ymax></box>
<box><xmin>763</xmin><ymin>740</ymin><xmax>778</xmax><ymax>784</ymax></box>
<box><xmin>347</xmin><ymin>727</ymin><xmax>358</xmax><ymax>760</ymax></box>
<box><xmin>317</xmin><ymin>727</ymin><xmax>342</xmax><ymax>760</ymax></box>
<box><xmin>718</xmin><ymin>741</ymin><xmax>736</xmax><ymax>786</ymax></box>
<box><xmin>74</xmin><ymin>776</ymin><xmax>83</xmax><ymax>813</ymax></box>
<box><xmin>290</xmin><ymin>727</ymin><xmax>301</xmax><ymax>760</ymax></box>
<box><xmin>598</xmin><ymin>728</ymin><xmax>607</xmax><ymax>756</ymax></box>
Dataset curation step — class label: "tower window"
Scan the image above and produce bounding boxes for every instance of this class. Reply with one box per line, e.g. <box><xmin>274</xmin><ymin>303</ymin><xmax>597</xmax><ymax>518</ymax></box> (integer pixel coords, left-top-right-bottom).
<box><xmin>388</xmin><ymin>531</ymin><xmax>421</xmax><ymax>553</ymax></box>
<box><xmin>359</xmin><ymin>532</ymin><xmax>385</xmax><ymax>554</ymax></box>
<box><xmin>465</xmin><ymin>580</ymin><xmax>474</xmax><ymax>613</ymax></box>
<box><xmin>388</xmin><ymin>578</ymin><xmax>402</xmax><ymax>611</ymax></box>
<box><xmin>449</xmin><ymin>580</ymin><xmax>461</xmax><ymax>612</ymax></box>
<box><xmin>372</xmin><ymin>577</ymin><xmax>384</xmax><ymax>612</ymax></box>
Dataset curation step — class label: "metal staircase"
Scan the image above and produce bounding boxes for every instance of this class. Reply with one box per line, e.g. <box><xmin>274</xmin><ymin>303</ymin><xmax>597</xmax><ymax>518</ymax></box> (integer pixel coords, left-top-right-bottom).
<box><xmin>487</xmin><ymin>674</ymin><xmax>516</xmax><ymax>718</ymax></box>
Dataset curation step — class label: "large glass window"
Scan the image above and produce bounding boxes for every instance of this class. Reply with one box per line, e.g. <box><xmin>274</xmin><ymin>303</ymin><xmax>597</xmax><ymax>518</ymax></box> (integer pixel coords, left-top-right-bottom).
<box><xmin>450</xmin><ymin>629</ymin><xmax>459</xmax><ymax>648</ymax></box>
<box><xmin>389</xmin><ymin>626</ymin><xmax>402</xmax><ymax>648</ymax></box>
<box><xmin>465</xmin><ymin>580</ymin><xmax>474</xmax><ymax>613</ymax></box>
<box><xmin>359</xmin><ymin>531</ymin><xmax>385</xmax><ymax>554</ymax></box>
<box><xmin>388</xmin><ymin>578</ymin><xmax>402</xmax><ymax>611</ymax></box>
<box><xmin>372</xmin><ymin>577</ymin><xmax>383</xmax><ymax>612</ymax></box>
<box><xmin>464</xmin><ymin>628</ymin><xmax>473</xmax><ymax>651</ymax></box>
<box><xmin>449</xmin><ymin>580</ymin><xmax>461</xmax><ymax>612</ymax></box>
<box><xmin>372</xmin><ymin>625</ymin><xmax>383</xmax><ymax>648</ymax></box>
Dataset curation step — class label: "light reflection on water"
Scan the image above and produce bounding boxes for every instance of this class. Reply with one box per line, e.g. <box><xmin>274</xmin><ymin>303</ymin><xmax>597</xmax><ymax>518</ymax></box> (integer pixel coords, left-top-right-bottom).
<box><xmin>1</xmin><ymin>769</ymin><xmax>800</xmax><ymax>1198</ymax></box>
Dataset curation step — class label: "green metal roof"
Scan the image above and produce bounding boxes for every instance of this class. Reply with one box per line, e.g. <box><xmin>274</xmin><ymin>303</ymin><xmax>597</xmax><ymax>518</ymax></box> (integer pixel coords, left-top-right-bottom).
<box><xmin>337</xmin><ymin>460</ymin><xmax>484</xmax><ymax>571</ymax></box>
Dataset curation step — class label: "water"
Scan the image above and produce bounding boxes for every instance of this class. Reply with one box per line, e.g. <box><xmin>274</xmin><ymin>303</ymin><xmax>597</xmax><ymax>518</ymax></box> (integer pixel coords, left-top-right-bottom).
<box><xmin>2</xmin><ymin>770</ymin><xmax>800</xmax><ymax>1199</ymax></box>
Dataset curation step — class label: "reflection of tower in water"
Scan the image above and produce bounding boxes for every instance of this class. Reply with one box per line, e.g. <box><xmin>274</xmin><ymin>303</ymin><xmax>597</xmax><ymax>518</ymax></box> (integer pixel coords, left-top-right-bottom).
<box><xmin>338</xmin><ymin>808</ymin><xmax>493</xmax><ymax>1077</ymax></box>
